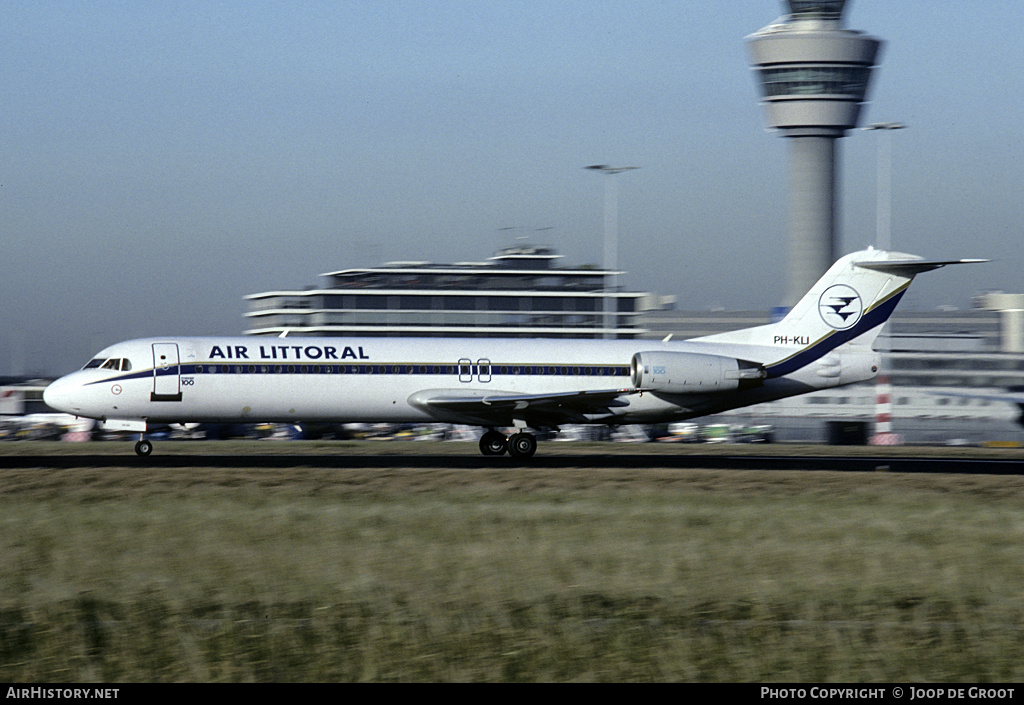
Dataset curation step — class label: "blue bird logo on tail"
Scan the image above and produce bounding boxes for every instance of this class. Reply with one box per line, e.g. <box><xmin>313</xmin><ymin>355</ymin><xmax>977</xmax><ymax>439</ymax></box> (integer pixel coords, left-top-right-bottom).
<box><xmin>818</xmin><ymin>285</ymin><xmax>863</xmax><ymax>330</ymax></box>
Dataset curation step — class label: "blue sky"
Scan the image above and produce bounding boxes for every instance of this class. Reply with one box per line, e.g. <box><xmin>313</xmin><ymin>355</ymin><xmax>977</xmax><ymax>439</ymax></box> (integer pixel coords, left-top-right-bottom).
<box><xmin>2</xmin><ymin>1</ymin><xmax>1022</xmax><ymax>374</ymax></box>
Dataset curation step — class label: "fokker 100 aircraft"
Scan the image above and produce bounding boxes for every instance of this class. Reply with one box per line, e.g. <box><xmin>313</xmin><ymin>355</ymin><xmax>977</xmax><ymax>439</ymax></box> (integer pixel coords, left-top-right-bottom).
<box><xmin>44</xmin><ymin>249</ymin><xmax>982</xmax><ymax>458</ymax></box>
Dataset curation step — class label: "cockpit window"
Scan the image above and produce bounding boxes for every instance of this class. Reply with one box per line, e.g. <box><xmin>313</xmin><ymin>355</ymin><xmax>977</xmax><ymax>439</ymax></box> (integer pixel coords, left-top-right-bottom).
<box><xmin>84</xmin><ymin>359</ymin><xmax>105</xmax><ymax>369</ymax></box>
<box><xmin>95</xmin><ymin>358</ymin><xmax>132</xmax><ymax>371</ymax></box>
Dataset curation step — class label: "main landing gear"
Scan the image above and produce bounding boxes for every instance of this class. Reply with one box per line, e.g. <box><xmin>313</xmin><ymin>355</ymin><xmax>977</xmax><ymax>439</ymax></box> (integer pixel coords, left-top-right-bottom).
<box><xmin>479</xmin><ymin>429</ymin><xmax>538</xmax><ymax>459</ymax></box>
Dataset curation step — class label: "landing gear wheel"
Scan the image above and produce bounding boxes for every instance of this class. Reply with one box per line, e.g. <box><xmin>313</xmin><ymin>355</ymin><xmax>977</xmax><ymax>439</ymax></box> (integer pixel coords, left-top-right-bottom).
<box><xmin>508</xmin><ymin>432</ymin><xmax>537</xmax><ymax>460</ymax></box>
<box><xmin>135</xmin><ymin>439</ymin><xmax>153</xmax><ymax>457</ymax></box>
<box><xmin>479</xmin><ymin>430</ymin><xmax>508</xmax><ymax>456</ymax></box>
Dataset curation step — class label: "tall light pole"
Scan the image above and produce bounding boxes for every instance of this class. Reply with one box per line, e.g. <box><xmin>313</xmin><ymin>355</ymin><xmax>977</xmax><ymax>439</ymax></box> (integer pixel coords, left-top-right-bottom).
<box><xmin>862</xmin><ymin>122</ymin><xmax>905</xmax><ymax>251</ymax></box>
<box><xmin>862</xmin><ymin>122</ymin><xmax>905</xmax><ymax>446</ymax></box>
<box><xmin>585</xmin><ymin>165</ymin><xmax>639</xmax><ymax>339</ymax></box>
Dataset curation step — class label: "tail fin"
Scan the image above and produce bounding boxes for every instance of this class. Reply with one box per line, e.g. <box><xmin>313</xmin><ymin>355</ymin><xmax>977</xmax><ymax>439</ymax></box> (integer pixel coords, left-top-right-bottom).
<box><xmin>696</xmin><ymin>249</ymin><xmax>985</xmax><ymax>375</ymax></box>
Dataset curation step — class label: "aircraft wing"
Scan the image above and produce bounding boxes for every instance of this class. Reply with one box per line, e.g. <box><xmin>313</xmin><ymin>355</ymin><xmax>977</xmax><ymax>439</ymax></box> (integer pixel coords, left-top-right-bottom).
<box><xmin>408</xmin><ymin>387</ymin><xmax>638</xmax><ymax>427</ymax></box>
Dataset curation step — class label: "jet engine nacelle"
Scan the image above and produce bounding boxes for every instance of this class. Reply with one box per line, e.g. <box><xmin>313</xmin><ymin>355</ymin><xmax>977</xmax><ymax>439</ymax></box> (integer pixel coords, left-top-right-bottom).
<box><xmin>630</xmin><ymin>351</ymin><xmax>765</xmax><ymax>394</ymax></box>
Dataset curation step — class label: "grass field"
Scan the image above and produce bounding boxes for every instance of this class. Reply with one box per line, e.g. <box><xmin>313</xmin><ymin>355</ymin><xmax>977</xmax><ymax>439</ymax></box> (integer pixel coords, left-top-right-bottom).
<box><xmin>2</xmin><ymin>441</ymin><xmax>1024</xmax><ymax>681</ymax></box>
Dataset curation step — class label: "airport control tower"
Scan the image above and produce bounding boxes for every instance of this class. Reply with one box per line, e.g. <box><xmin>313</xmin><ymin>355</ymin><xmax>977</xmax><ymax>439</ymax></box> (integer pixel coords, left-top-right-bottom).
<box><xmin>747</xmin><ymin>1</ymin><xmax>882</xmax><ymax>305</ymax></box>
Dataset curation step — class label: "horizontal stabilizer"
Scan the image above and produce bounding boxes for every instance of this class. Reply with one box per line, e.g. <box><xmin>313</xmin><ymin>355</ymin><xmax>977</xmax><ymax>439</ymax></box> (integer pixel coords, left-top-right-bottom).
<box><xmin>855</xmin><ymin>258</ymin><xmax>989</xmax><ymax>277</ymax></box>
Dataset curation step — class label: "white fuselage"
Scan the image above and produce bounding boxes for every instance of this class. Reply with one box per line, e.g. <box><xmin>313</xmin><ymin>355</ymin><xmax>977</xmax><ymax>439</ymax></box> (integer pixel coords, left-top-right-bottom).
<box><xmin>43</xmin><ymin>335</ymin><xmax>873</xmax><ymax>430</ymax></box>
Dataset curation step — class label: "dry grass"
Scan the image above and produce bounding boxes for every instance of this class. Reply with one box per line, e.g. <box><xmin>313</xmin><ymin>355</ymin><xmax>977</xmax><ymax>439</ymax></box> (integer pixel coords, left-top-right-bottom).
<box><xmin>2</xmin><ymin>441</ymin><xmax>1024</xmax><ymax>681</ymax></box>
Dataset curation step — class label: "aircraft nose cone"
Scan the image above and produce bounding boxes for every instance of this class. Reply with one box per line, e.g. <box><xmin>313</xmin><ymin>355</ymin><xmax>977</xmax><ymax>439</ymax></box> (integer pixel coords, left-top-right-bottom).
<box><xmin>43</xmin><ymin>376</ymin><xmax>78</xmax><ymax>414</ymax></box>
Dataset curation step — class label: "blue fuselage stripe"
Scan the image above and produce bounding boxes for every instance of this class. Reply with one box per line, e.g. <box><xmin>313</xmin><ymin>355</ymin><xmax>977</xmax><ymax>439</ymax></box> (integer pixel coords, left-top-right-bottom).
<box><xmin>84</xmin><ymin>363</ymin><xmax>633</xmax><ymax>385</ymax></box>
<box><xmin>765</xmin><ymin>289</ymin><xmax>904</xmax><ymax>378</ymax></box>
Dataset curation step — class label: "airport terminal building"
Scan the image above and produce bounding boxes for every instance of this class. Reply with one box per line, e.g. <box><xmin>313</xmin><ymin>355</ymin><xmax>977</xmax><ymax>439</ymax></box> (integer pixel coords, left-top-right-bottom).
<box><xmin>243</xmin><ymin>244</ymin><xmax>674</xmax><ymax>340</ymax></box>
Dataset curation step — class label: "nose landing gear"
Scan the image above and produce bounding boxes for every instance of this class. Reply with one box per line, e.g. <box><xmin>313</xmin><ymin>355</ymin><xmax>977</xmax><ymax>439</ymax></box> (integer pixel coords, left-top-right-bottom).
<box><xmin>134</xmin><ymin>438</ymin><xmax>153</xmax><ymax>456</ymax></box>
